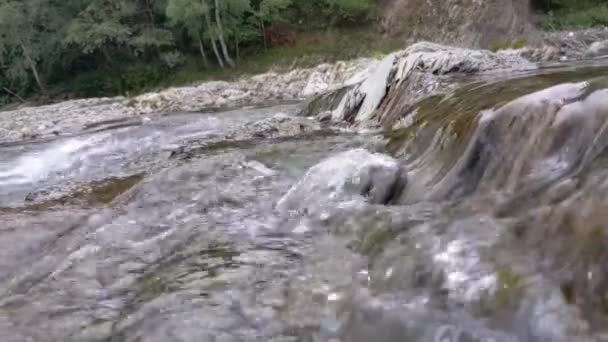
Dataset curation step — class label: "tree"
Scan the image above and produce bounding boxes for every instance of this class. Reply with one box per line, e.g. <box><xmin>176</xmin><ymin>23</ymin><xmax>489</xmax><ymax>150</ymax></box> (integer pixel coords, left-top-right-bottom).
<box><xmin>166</xmin><ymin>0</ymin><xmax>254</xmax><ymax>68</ymax></box>
<box><xmin>65</xmin><ymin>0</ymin><xmax>173</xmax><ymax>63</ymax></box>
<box><xmin>0</xmin><ymin>0</ymin><xmax>379</xmax><ymax>105</ymax></box>
<box><xmin>221</xmin><ymin>0</ymin><xmax>257</xmax><ymax>63</ymax></box>
<box><xmin>0</xmin><ymin>0</ymin><xmax>66</xmax><ymax>93</ymax></box>
<box><xmin>64</xmin><ymin>0</ymin><xmax>133</xmax><ymax>63</ymax></box>
<box><xmin>252</xmin><ymin>0</ymin><xmax>292</xmax><ymax>48</ymax></box>
<box><xmin>213</xmin><ymin>0</ymin><xmax>236</xmax><ymax>67</ymax></box>
<box><xmin>326</xmin><ymin>0</ymin><xmax>373</xmax><ymax>23</ymax></box>
<box><xmin>166</xmin><ymin>0</ymin><xmax>219</xmax><ymax>68</ymax></box>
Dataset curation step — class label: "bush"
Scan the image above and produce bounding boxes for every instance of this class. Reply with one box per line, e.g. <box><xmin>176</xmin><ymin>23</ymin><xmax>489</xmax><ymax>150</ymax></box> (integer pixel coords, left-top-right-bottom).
<box><xmin>51</xmin><ymin>63</ymin><xmax>170</xmax><ymax>99</ymax></box>
<box><xmin>121</xmin><ymin>64</ymin><xmax>168</xmax><ymax>92</ymax></box>
<box><xmin>160</xmin><ymin>51</ymin><xmax>185</xmax><ymax>69</ymax></box>
<box><xmin>539</xmin><ymin>4</ymin><xmax>608</xmax><ymax>30</ymax></box>
<box><xmin>533</xmin><ymin>0</ymin><xmax>608</xmax><ymax>11</ymax></box>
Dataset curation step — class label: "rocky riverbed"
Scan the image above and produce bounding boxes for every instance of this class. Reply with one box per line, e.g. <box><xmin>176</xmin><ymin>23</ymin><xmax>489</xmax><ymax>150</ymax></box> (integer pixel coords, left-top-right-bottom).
<box><xmin>0</xmin><ymin>59</ymin><xmax>375</xmax><ymax>144</ymax></box>
<box><xmin>2</xmin><ymin>40</ymin><xmax>608</xmax><ymax>342</ymax></box>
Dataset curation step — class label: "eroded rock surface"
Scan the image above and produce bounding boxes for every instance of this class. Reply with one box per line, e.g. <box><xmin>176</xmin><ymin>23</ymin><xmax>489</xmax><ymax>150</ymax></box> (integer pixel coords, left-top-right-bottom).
<box><xmin>301</xmin><ymin>42</ymin><xmax>536</xmax><ymax>127</ymax></box>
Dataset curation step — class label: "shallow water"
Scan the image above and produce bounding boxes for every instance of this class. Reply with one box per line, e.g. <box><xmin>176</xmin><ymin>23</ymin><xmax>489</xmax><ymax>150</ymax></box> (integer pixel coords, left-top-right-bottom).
<box><xmin>2</xmin><ymin>63</ymin><xmax>608</xmax><ymax>342</ymax></box>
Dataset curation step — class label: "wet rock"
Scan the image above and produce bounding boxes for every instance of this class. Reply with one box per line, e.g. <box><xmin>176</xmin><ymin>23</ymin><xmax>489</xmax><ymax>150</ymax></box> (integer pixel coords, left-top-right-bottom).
<box><xmin>517</xmin><ymin>287</ymin><xmax>593</xmax><ymax>342</ymax></box>
<box><xmin>124</xmin><ymin>60</ymin><xmax>373</xmax><ymax>117</ymax></box>
<box><xmin>429</xmin><ymin>80</ymin><xmax>608</xmax><ymax>200</ymax></box>
<box><xmin>335</xmin><ymin>289</ymin><xmax>517</xmax><ymax>342</ymax></box>
<box><xmin>355</xmin><ymin>53</ymin><xmax>397</xmax><ymax>123</ymax></box>
<box><xmin>0</xmin><ymin>60</ymin><xmax>372</xmax><ymax>145</ymax></box>
<box><xmin>303</xmin><ymin>42</ymin><xmax>535</xmax><ymax>127</ymax></box>
<box><xmin>542</xmin><ymin>28</ymin><xmax>608</xmax><ymax>61</ymax></box>
<box><xmin>586</xmin><ymin>40</ymin><xmax>608</xmax><ymax>58</ymax></box>
<box><xmin>226</xmin><ymin>114</ymin><xmax>320</xmax><ymax>141</ymax></box>
<box><xmin>277</xmin><ymin>149</ymin><xmax>406</xmax><ymax>214</ymax></box>
<box><xmin>503</xmin><ymin>45</ymin><xmax>561</xmax><ymax>62</ymax></box>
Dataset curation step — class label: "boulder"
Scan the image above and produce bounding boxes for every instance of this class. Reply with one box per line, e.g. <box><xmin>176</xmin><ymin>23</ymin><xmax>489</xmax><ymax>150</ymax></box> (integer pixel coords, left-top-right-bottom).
<box><xmin>277</xmin><ymin>149</ymin><xmax>406</xmax><ymax>213</ymax></box>
<box><xmin>585</xmin><ymin>40</ymin><xmax>608</xmax><ymax>58</ymax></box>
<box><xmin>378</xmin><ymin>0</ymin><xmax>540</xmax><ymax>49</ymax></box>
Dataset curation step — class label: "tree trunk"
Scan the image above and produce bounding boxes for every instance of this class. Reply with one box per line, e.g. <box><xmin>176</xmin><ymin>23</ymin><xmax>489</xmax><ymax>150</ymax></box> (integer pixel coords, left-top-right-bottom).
<box><xmin>197</xmin><ymin>35</ymin><xmax>210</xmax><ymax>68</ymax></box>
<box><xmin>214</xmin><ymin>0</ymin><xmax>236</xmax><ymax>68</ymax></box>
<box><xmin>210</xmin><ymin>38</ymin><xmax>224</xmax><ymax>68</ymax></box>
<box><xmin>101</xmin><ymin>46</ymin><xmax>114</xmax><ymax>65</ymax></box>
<box><xmin>145</xmin><ymin>0</ymin><xmax>155</xmax><ymax>25</ymax></box>
<box><xmin>261</xmin><ymin>21</ymin><xmax>267</xmax><ymax>50</ymax></box>
<box><xmin>19</xmin><ymin>42</ymin><xmax>45</xmax><ymax>93</ymax></box>
<box><xmin>203</xmin><ymin>12</ymin><xmax>225</xmax><ymax>69</ymax></box>
<box><xmin>234</xmin><ymin>34</ymin><xmax>240</xmax><ymax>66</ymax></box>
<box><xmin>2</xmin><ymin>87</ymin><xmax>25</xmax><ymax>103</ymax></box>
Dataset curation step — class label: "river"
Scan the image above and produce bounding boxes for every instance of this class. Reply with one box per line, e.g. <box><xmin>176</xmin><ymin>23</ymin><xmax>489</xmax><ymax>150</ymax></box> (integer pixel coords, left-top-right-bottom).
<box><xmin>1</xmin><ymin>61</ymin><xmax>608</xmax><ymax>341</ymax></box>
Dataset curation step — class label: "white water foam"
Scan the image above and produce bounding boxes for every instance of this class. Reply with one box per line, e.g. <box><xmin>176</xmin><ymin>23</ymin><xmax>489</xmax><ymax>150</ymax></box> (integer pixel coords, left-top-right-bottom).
<box><xmin>0</xmin><ymin>135</ymin><xmax>107</xmax><ymax>186</ymax></box>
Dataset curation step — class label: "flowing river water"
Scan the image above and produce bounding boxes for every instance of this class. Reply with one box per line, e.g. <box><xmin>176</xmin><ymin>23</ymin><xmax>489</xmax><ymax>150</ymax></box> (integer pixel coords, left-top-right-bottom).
<box><xmin>1</xmin><ymin>62</ymin><xmax>608</xmax><ymax>341</ymax></box>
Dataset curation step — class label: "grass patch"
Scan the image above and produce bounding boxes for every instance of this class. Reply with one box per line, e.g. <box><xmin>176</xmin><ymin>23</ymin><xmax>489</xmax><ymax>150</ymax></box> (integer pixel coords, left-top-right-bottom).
<box><xmin>539</xmin><ymin>4</ymin><xmax>608</xmax><ymax>30</ymax></box>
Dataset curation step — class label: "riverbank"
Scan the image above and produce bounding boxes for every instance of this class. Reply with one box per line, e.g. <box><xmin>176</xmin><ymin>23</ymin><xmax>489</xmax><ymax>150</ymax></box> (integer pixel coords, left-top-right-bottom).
<box><xmin>4</xmin><ymin>27</ymin><xmax>608</xmax><ymax>146</ymax></box>
<box><xmin>0</xmin><ymin>58</ymin><xmax>376</xmax><ymax>144</ymax></box>
<box><xmin>0</xmin><ymin>28</ymin><xmax>399</xmax><ymax>110</ymax></box>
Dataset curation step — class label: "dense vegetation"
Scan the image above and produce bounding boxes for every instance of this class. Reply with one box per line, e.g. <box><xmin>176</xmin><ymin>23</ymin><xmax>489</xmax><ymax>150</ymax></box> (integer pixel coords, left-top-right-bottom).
<box><xmin>0</xmin><ymin>0</ymin><xmax>379</xmax><ymax>106</ymax></box>
<box><xmin>535</xmin><ymin>0</ymin><xmax>608</xmax><ymax>30</ymax></box>
<box><xmin>2</xmin><ymin>0</ymin><xmax>608</xmax><ymax>106</ymax></box>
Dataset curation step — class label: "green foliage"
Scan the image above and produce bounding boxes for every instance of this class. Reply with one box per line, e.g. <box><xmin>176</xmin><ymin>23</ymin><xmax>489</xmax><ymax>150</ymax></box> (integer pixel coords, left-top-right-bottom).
<box><xmin>166</xmin><ymin>0</ymin><xmax>208</xmax><ymax>36</ymax></box>
<box><xmin>328</xmin><ymin>0</ymin><xmax>374</xmax><ymax>22</ymax></box>
<box><xmin>258</xmin><ymin>0</ymin><xmax>291</xmax><ymax>21</ymax></box>
<box><xmin>540</xmin><ymin>5</ymin><xmax>608</xmax><ymax>30</ymax></box>
<box><xmin>54</xmin><ymin>63</ymin><xmax>169</xmax><ymax>98</ymax></box>
<box><xmin>0</xmin><ymin>0</ymin><xmax>380</xmax><ymax>106</ymax></box>
<box><xmin>533</xmin><ymin>0</ymin><xmax>607</xmax><ymax>11</ymax></box>
<box><xmin>0</xmin><ymin>0</ymin><xmax>65</xmax><ymax>91</ymax></box>
<box><xmin>160</xmin><ymin>51</ymin><xmax>185</xmax><ymax>68</ymax></box>
<box><xmin>287</xmin><ymin>0</ymin><xmax>375</xmax><ymax>28</ymax></box>
<box><xmin>536</xmin><ymin>0</ymin><xmax>608</xmax><ymax>30</ymax></box>
<box><xmin>64</xmin><ymin>0</ymin><xmax>135</xmax><ymax>54</ymax></box>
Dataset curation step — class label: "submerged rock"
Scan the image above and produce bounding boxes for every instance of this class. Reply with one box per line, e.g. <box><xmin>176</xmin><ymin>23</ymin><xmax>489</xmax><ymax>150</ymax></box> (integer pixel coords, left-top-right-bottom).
<box><xmin>277</xmin><ymin>149</ymin><xmax>406</xmax><ymax>214</ymax></box>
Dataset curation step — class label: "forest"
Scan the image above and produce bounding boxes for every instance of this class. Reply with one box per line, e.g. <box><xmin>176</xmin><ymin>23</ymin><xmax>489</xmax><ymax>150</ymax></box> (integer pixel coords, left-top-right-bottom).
<box><xmin>0</xmin><ymin>0</ymin><xmax>375</xmax><ymax>105</ymax></box>
<box><xmin>1</xmin><ymin>0</ymin><xmax>607</xmax><ymax>106</ymax></box>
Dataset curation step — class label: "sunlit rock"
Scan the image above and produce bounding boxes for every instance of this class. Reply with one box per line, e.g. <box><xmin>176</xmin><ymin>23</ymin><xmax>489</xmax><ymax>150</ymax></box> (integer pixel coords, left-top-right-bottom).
<box><xmin>355</xmin><ymin>53</ymin><xmax>397</xmax><ymax>123</ymax></box>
